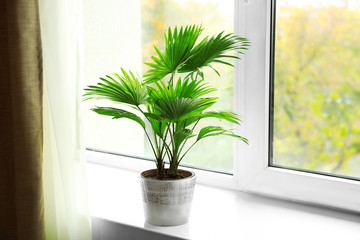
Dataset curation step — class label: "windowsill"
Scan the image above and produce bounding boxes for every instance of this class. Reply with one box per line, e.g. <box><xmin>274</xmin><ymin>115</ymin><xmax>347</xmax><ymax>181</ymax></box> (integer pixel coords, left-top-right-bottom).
<box><xmin>87</xmin><ymin>162</ymin><xmax>360</xmax><ymax>240</ymax></box>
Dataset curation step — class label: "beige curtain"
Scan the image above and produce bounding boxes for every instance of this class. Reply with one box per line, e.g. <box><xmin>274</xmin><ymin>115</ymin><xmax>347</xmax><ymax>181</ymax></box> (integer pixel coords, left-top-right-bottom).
<box><xmin>0</xmin><ymin>1</ymin><xmax>92</xmax><ymax>239</ymax></box>
<box><xmin>40</xmin><ymin>0</ymin><xmax>92</xmax><ymax>239</ymax></box>
<box><xmin>0</xmin><ymin>0</ymin><xmax>45</xmax><ymax>239</ymax></box>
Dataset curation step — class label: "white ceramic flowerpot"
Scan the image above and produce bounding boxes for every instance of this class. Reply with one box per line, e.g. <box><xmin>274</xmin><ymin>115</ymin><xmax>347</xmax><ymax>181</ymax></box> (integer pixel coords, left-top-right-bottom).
<box><xmin>140</xmin><ymin>169</ymin><xmax>196</xmax><ymax>226</ymax></box>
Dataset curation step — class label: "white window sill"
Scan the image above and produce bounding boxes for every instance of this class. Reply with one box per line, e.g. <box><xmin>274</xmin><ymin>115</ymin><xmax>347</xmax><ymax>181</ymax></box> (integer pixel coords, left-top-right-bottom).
<box><xmin>87</xmin><ymin>162</ymin><xmax>360</xmax><ymax>240</ymax></box>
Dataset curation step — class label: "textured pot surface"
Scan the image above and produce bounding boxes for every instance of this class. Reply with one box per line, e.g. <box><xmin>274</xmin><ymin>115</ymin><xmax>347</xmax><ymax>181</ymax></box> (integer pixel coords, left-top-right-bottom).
<box><xmin>140</xmin><ymin>169</ymin><xmax>196</xmax><ymax>226</ymax></box>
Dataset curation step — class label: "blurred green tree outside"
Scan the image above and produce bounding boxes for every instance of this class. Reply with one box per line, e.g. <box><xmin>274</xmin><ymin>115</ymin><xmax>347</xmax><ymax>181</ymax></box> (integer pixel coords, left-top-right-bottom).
<box><xmin>273</xmin><ymin>1</ymin><xmax>360</xmax><ymax>178</ymax></box>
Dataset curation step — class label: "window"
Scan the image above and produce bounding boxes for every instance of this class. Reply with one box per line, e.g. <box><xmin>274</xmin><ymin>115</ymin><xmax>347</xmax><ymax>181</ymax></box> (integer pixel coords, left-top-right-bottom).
<box><xmin>83</xmin><ymin>0</ymin><xmax>236</xmax><ymax>173</ymax></box>
<box><xmin>239</xmin><ymin>0</ymin><xmax>360</xmax><ymax>212</ymax></box>
<box><xmin>84</xmin><ymin>0</ymin><xmax>360</xmax><ymax>212</ymax></box>
<box><xmin>271</xmin><ymin>0</ymin><xmax>360</xmax><ymax>180</ymax></box>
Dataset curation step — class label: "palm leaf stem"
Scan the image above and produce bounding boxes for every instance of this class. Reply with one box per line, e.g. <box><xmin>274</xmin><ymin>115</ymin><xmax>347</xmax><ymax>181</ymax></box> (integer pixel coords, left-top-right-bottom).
<box><xmin>135</xmin><ymin>106</ymin><xmax>159</xmax><ymax>159</ymax></box>
<box><xmin>194</xmin><ymin>70</ymin><xmax>202</xmax><ymax>81</ymax></box>
<box><xmin>159</xmin><ymin>126</ymin><xmax>171</xmax><ymax>160</ymax></box>
<box><xmin>194</xmin><ymin>72</ymin><xmax>199</xmax><ymax>81</ymax></box>
<box><xmin>171</xmin><ymin>122</ymin><xmax>176</xmax><ymax>156</ymax></box>
<box><xmin>162</xmin><ymin>123</ymin><xmax>172</xmax><ymax>159</ymax></box>
<box><xmin>155</xmin><ymin>130</ymin><xmax>168</xmax><ymax>162</ymax></box>
<box><xmin>169</xmin><ymin>72</ymin><xmax>175</xmax><ymax>86</ymax></box>
<box><xmin>178</xmin><ymin>140</ymin><xmax>197</xmax><ymax>164</ymax></box>
<box><xmin>177</xmin><ymin>119</ymin><xmax>201</xmax><ymax>163</ymax></box>
<box><xmin>151</xmin><ymin>129</ymin><xmax>161</xmax><ymax>159</ymax></box>
<box><xmin>163</xmin><ymin>141</ymin><xmax>172</xmax><ymax>162</ymax></box>
<box><xmin>143</xmin><ymin>126</ymin><xmax>158</xmax><ymax>161</ymax></box>
<box><xmin>177</xmin><ymin>119</ymin><xmax>200</xmax><ymax>162</ymax></box>
<box><xmin>167</xmin><ymin>122</ymin><xmax>176</xmax><ymax>161</ymax></box>
<box><xmin>191</xmin><ymin>119</ymin><xmax>200</xmax><ymax>131</ymax></box>
<box><xmin>177</xmin><ymin>139</ymin><xmax>188</xmax><ymax>163</ymax></box>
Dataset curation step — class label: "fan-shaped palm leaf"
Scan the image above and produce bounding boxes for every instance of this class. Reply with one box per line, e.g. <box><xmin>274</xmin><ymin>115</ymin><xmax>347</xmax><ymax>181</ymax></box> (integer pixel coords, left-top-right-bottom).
<box><xmin>196</xmin><ymin>126</ymin><xmax>248</xmax><ymax>144</ymax></box>
<box><xmin>147</xmin><ymin>77</ymin><xmax>215</xmax><ymax>104</ymax></box>
<box><xmin>83</xmin><ymin>68</ymin><xmax>147</xmax><ymax>107</ymax></box>
<box><xmin>153</xmin><ymin>97</ymin><xmax>217</xmax><ymax>122</ymax></box>
<box><xmin>179</xmin><ymin>32</ymin><xmax>250</xmax><ymax>76</ymax></box>
<box><xmin>143</xmin><ymin>25</ymin><xmax>204</xmax><ymax>83</ymax></box>
<box><xmin>181</xmin><ymin>111</ymin><xmax>243</xmax><ymax>128</ymax></box>
<box><xmin>173</xmin><ymin>77</ymin><xmax>215</xmax><ymax>98</ymax></box>
<box><xmin>91</xmin><ymin>106</ymin><xmax>145</xmax><ymax>129</ymax></box>
<box><xmin>143</xmin><ymin>25</ymin><xmax>250</xmax><ymax>83</ymax></box>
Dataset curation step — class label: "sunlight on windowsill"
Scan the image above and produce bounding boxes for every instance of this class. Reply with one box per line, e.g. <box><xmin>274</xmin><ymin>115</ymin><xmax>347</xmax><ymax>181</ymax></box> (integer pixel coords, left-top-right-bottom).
<box><xmin>87</xmin><ymin>163</ymin><xmax>360</xmax><ymax>240</ymax></box>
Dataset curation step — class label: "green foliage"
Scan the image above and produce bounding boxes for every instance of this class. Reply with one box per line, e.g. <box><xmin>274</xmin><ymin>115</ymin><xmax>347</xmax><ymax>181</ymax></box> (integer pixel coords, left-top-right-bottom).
<box><xmin>196</xmin><ymin>126</ymin><xmax>247</xmax><ymax>143</ymax></box>
<box><xmin>143</xmin><ymin>25</ymin><xmax>250</xmax><ymax>84</ymax></box>
<box><xmin>179</xmin><ymin>32</ymin><xmax>250</xmax><ymax>76</ymax></box>
<box><xmin>144</xmin><ymin>25</ymin><xmax>204</xmax><ymax>83</ymax></box>
<box><xmin>83</xmin><ymin>68</ymin><xmax>147</xmax><ymax>107</ymax></box>
<box><xmin>273</xmin><ymin>4</ymin><xmax>360</xmax><ymax>177</ymax></box>
<box><xmin>84</xmin><ymin>25</ymin><xmax>249</xmax><ymax>179</ymax></box>
<box><xmin>91</xmin><ymin>107</ymin><xmax>146</xmax><ymax>129</ymax></box>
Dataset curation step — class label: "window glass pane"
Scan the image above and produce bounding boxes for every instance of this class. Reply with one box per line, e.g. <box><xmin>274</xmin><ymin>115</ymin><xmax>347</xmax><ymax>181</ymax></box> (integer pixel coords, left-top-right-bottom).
<box><xmin>272</xmin><ymin>0</ymin><xmax>360</xmax><ymax>179</ymax></box>
<box><xmin>83</xmin><ymin>0</ymin><xmax>235</xmax><ymax>173</ymax></box>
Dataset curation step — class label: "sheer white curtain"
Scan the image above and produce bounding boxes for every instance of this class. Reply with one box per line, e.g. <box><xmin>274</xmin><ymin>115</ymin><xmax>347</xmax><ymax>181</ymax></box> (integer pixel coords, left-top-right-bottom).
<box><xmin>39</xmin><ymin>0</ymin><xmax>92</xmax><ymax>239</ymax></box>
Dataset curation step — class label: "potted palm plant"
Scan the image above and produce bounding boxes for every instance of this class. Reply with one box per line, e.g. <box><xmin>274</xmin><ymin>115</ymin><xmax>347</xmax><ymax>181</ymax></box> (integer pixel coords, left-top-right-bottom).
<box><xmin>84</xmin><ymin>25</ymin><xmax>249</xmax><ymax>226</ymax></box>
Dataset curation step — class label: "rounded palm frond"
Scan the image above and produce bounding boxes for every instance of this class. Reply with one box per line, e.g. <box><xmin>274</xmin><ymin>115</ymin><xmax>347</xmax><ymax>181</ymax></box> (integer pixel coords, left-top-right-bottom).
<box><xmin>91</xmin><ymin>106</ymin><xmax>145</xmax><ymax>129</ymax></box>
<box><xmin>196</xmin><ymin>126</ymin><xmax>248</xmax><ymax>144</ymax></box>
<box><xmin>83</xmin><ymin>68</ymin><xmax>147</xmax><ymax>107</ymax></box>
<box><xmin>143</xmin><ymin>25</ymin><xmax>204</xmax><ymax>83</ymax></box>
<box><xmin>179</xmin><ymin>32</ymin><xmax>250</xmax><ymax>76</ymax></box>
<box><xmin>153</xmin><ymin>96</ymin><xmax>217</xmax><ymax>123</ymax></box>
<box><xmin>143</xmin><ymin>24</ymin><xmax>250</xmax><ymax>83</ymax></box>
<box><xmin>146</xmin><ymin>77</ymin><xmax>217</xmax><ymax>122</ymax></box>
<box><xmin>181</xmin><ymin>110</ymin><xmax>243</xmax><ymax>128</ymax></box>
<box><xmin>147</xmin><ymin>77</ymin><xmax>215</xmax><ymax>103</ymax></box>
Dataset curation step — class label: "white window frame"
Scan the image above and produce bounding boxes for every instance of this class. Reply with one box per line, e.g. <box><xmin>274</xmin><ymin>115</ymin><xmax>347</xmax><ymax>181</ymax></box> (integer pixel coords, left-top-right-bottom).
<box><xmin>86</xmin><ymin>0</ymin><xmax>360</xmax><ymax>213</ymax></box>
<box><xmin>237</xmin><ymin>0</ymin><xmax>360</xmax><ymax>212</ymax></box>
